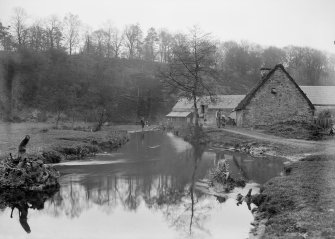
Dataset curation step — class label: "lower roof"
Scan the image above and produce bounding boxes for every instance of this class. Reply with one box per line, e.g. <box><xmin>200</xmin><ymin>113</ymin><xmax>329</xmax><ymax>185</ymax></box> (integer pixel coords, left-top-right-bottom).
<box><xmin>166</xmin><ymin>111</ymin><xmax>192</xmax><ymax>117</ymax></box>
<box><xmin>300</xmin><ymin>86</ymin><xmax>335</xmax><ymax>106</ymax></box>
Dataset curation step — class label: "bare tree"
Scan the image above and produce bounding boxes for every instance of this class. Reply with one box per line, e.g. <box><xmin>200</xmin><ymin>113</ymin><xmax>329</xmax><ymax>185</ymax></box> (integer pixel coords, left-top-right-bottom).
<box><xmin>11</xmin><ymin>7</ymin><xmax>28</xmax><ymax>47</ymax></box>
<box><xmin>124</xmin><ymin>24</ymin><xmax>142</xmax><ymax>59</ymax></box>
<box><xmin>111</xmin><ymin>27</ymin><xmax>123</xmax><ymax>58</ymax></box>
<box><xmin>143</xmin><ymin>27</ymin><xmax>159</xmax><ymax>62</ymax></box>
<box><xmin>27</xmin><ymin>20</ymin><xmax>46</xmax><ymax>51</ymax></box>
<box><xmin>63</xmin><ymin>13</ymin><xmax>81</xmax><ymax>55</ymax></box>
<box><xmin>158</xmin><ymin>29</ymin><xmax>173</xmax><ymax>63</ymax></box>
<box><xmin>82</xmin><ymin>25</ymin><xmax>93</xmax><ymax>54</ymax></box>
<box><xmin>92</xmin><ymin>29</ymin><xmax>107</xmax><ymax>56</ymax></box>
<box><xmin>161</xmin><ymin>26</ymin><xmax>218</xmax><ymax>126</ymax></box>
<box><xmin>103</xmin><ymin>22</ymin><xmax>114</xmax><ymax>58</ymax></box>
<box><xmin>44</xmin><ymin>15</ymin><xmax>63</xmax><ymax>49</ymax></box>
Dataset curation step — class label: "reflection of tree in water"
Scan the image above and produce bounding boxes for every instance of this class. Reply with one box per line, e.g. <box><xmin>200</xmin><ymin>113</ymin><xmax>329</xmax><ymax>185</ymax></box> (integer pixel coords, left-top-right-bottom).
<box><xmin>167</xmin><ymin>136</ymin><xmax>212</xmax><ymax>238</ymax></box>
<box><xmin>46</xmin><ymin>130</ymin><xmax>214</xmax><ymax>237</ymax></box>
<box><xmin>124</xmin><ymin>177</ymin><xmax>141</xmax><ymax>210</ymax></box>
<box><xmin>0</xmin><ymin>188</ymin><xmax>58</xmax><ymax>234</ymax></box>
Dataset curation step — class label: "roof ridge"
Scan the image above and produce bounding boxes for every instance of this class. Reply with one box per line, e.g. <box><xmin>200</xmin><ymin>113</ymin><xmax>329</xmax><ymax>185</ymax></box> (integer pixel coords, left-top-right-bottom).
<box><xmin>235</xmin><ymin>64</ymin><xmax>315</xmax><ymax>111</ymax></box>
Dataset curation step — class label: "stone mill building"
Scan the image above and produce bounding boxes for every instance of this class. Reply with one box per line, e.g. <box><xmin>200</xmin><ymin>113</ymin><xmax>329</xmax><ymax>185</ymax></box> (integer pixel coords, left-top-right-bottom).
<box><xmin>234</xmin><ymin>64</ymin><xmax>315</xmax><ymax>127</ymax></box>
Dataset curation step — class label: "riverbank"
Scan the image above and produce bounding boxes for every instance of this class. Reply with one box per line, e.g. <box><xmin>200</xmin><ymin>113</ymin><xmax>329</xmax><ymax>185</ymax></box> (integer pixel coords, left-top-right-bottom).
<box><xmin>205</xmin><ymin>126</ymin><xmax>335</xmax><ymax>160</ymax></box>
<box><xmin>202</xmin><ymin>126</ymin><xmax>335</xmax><ymax>238</ymax></box>
<box><xmin>250</xmin><ymin>155</ymin><xmax>335</xmax><ymax>238</ymax></box>
<box><xmin>0</xmin><ymin>123</ymin><xmax>150</xmax><ymax>163</ymax></box>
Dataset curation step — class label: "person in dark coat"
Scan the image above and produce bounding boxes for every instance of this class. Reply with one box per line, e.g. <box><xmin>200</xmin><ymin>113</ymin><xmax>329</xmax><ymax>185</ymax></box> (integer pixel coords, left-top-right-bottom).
<box><xmin>140</xmin><ymin>118</ymin><xmax>145</xmax><ymax>131</ymax></box>
<box><xmin>216</xmin><ymin>110</ymin><xmax>221</xmax><ymax>128</ymax></box>
<box><xmin>329</xmin><ymin>125</ymin><xmax>334</xmax><ymax>136</ymax></box>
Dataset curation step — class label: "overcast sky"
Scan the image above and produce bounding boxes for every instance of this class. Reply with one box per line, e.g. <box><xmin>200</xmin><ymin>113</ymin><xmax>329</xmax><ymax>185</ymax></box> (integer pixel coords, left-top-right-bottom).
<box><xmin>0</xmin><ymin>0</ymin><xmax>334</xmax><ymax>53</ymax></box>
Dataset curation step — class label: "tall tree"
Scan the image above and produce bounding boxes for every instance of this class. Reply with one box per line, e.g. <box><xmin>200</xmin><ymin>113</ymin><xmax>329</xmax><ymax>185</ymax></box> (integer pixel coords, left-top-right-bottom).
<box><xmin>262</xmin><ymin>46</ymin><xmax>286</xmax><ymax>68</ymax></box>
<box><xmin>103</xmin><ymin>22</ymin><xmax>114</xmax><ymax>58</ymax></box>
<box><xmin>92</xmin><ymin>29</ymin><xmax>107</xmax><ymax>56</ymax></box>
<box><xmin>44</xmin><ymin>15</ymin><xmax>63</xmax><ymax>49</ymax></box>
<box><xmin>11</xmin><ymin>7</ymin><xmax>28</xmax><ymax>48</ymax></box>
<box><xmin>124</xmin><ymin>24</ymin><xmax>142</xmax><ymax>59</ymax></box>
<box><xmin>111</xmin><ymin>27</ymin><xmax>124</xmax><ymax>58</ymax></box>
<box><xmin>82</xmin><ymin>25</ymin><xmax>93</xmax><ymax>54</ymax></box>
<box><xmin>0</xmin><ymin>22</ymin><xmax>13</xmax><ymax>50</ymax></box>
<box><xmin>286</xmin><ymin>46</ymin><xmax>328</xmax><ymax>85</ymax></box>
<box><xmin>27</xmin><ymin>21</ymin><xmax>46</xmax><ymax>51</ymax></box>
<box><xmin>143</xmin><ymin>27</ymin><xmax>159</xmax><ymax>61</ymax></box>
<box><xmin>63</xmin><ymin>13</ymin><xmax>81</xmax><ymax>55</ymax></box>
<box><xmin>161</xmin><ymin>27</ymin><xmax>217</xmax><ymax>126</ymax></box>
<box><xmin>158</xmin><ymin>30</ymin><xmax>173</xmax><ymax>63</ymax></box>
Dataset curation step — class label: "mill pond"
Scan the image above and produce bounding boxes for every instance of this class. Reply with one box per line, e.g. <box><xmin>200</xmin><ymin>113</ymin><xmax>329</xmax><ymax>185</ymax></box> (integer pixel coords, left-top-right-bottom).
<box><xmin>0</xmin><ymin>130</ymin><xmax>286</xmax><ymax>239</ymax></box>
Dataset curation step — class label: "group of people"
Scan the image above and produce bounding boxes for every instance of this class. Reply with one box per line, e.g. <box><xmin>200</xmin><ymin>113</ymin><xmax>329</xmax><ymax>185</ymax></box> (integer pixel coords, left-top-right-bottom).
<box><xmin>215</xmin><ymin>110</ymin><xmax>226</xmax><ymax>128</ymax></box>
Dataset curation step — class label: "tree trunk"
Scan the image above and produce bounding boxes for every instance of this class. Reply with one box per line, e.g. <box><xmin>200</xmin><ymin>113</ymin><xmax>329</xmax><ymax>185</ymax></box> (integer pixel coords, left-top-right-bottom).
<box><xmin>193</xmin><ymin>95</ymin><xmax>199</xmax><ymax>127</ymax></box>
<box><xmin>93</xmin><ymin>109</ymin><xmax>105</xmax><ymax>132</ymax></box>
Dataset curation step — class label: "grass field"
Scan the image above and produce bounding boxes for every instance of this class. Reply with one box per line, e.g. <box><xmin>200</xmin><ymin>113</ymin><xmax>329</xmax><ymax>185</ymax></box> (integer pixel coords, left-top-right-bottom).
<box><xmin>0</xmin><ymin>123</ymin><xmax>133</xmax><ymax>161</ymax></box>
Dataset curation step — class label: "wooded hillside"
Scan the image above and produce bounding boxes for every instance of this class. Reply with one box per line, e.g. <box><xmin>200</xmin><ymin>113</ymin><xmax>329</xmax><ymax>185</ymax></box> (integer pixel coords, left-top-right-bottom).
<box><xmin>0</xmin><ymin>8</ymin><xmax>334</xmax><ymax>123</ymax></box>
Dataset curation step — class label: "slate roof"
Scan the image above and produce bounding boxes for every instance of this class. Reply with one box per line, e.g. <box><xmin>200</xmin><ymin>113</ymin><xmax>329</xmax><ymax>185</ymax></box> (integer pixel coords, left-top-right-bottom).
<box><xmin>166</xmin><ymin>111</ymin><xmax>192</xmax><ymax>117</ymax></box>
<box><xmin>300</xmin><ymin>86</ymin><xmax>335</xmax><ymax>106</ymax></box>
<box><xmin>201</xmin><ymin>95</ymin><xmax>246</xmax><ymax>109</ymax></box>
<box><xmin>235</xmin><ymin>64</ymin><xmax>315</xmax><ymax>111</ymax></box>
<box><xmin>172</xmin><ymin>95</ymin><xmax>246</xmax><ymax>111</ymax></box>
<box><xmin>172</xmin><ymin>98</ymin><xmax>195</xmax><ymax>111</ymax></box>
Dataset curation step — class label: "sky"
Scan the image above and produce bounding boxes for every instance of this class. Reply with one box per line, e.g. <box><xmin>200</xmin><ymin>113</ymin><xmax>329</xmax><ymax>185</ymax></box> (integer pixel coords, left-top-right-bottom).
<box><xmin>0</xmin><ymin>0</ymin><xmax>335</xmax><ymax>53</ymax></box>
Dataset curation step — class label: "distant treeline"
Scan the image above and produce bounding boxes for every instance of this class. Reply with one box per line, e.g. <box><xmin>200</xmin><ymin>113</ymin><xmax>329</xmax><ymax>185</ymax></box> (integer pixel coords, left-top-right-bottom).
<box><xmin>0</xmin><ymin>7</ymin><xmax>334</xmax><ymax>122</ymax></box>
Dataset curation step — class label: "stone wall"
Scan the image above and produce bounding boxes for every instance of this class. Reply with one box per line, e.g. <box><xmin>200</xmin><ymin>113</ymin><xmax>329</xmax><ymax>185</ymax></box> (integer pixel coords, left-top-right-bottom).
<box><xmin>237</xmin><ymin>68</ymin><xmax>314</xmax><ymax>127</ymax></box>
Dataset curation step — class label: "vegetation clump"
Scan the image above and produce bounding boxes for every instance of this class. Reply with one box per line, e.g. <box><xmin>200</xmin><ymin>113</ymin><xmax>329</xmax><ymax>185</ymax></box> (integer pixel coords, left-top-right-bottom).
<box><xmin>209</xmin><ymin>160</ymin><xmax>246</xmax><ymax>192</ymax></box>
<box><xmin>257</xmin><ymin>120</ymin><xmax>327</xmax><ymax>140</ymax></box>
<box><xmin>0</xmin><ymin>156</ymin><xmax>60</xmax><ymax>190</ymax></box>
<box><xmin>178</xmin><ymin>125</ymin><xmax>210</xmax><ymax>145</ymax></box>
<box><xmin>0</xmin><ymin>136</ymin><xmax>60</xmax><ymax>191</ymax></box>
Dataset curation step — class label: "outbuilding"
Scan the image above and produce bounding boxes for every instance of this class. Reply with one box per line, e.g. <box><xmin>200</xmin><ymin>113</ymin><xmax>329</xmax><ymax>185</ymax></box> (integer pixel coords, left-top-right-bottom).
<box><xmin>166</xmin><ymin>111</ymin><xmax>193</xmax><ymax>127</ymax></box>
<box><xmin>166</xmin><ymin>95</ymin><xmax>245</xmax><ymax>126</ymax></box>
<box><xmin>300</xmin><ymin>86</ymin><xmax>335</xmax><ymax>115</ymax></box>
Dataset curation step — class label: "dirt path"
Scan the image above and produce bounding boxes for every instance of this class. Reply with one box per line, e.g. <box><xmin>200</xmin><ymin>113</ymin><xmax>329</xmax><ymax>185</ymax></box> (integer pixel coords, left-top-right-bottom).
<box><xmin>221</xmin><ymin>127</ymin><xmax>335</xmax><ymax>148</ymax></box>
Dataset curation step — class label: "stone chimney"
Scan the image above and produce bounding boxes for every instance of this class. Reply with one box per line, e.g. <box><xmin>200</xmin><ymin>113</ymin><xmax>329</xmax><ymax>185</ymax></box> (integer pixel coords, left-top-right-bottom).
<box><xmin>260</xmin><ymin>67</ymin><xmax>272</xmax><ymax>79</ymax></box>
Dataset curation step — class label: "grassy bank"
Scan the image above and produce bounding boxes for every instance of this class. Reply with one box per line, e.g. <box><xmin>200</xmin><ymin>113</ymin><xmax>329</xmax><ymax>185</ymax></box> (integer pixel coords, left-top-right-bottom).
<box><xmin>0</xmin><ymin>123</ymin><xmax>131</xmax><ymax>163</ymax></box>
<box><xmin>255</xmin><ymin>121</ymin><xmax>329</xmax><ymax>140</ymax></box>
<box><xmin>251</xmin><ymin>155</ymin><xmax>335</xmax><ymax>238</ymax></box>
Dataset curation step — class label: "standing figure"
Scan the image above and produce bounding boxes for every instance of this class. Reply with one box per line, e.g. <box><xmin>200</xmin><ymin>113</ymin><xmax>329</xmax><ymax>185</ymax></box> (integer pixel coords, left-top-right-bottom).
<box><xmin>329</xmin><ymin>125</ymin><xmax>334</xmax><ymax>136</ymax></box>
<box><xmin>140</xmin><ymin>117</ymin><xmax>145</xmax><ymax>131</ymax></box>
<box><xmin>216</xmin><ymin>110</ymin><xmax>221</xmax><ymax>128</ymax></box>
<box><xmin>221</xmin><ymin>114</ymin><xmax>226</xmax><ymax>128</ymax></box>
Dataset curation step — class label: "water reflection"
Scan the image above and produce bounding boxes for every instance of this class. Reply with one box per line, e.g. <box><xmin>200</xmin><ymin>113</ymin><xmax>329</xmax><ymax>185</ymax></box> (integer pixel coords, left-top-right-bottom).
<box><xmin>0</xmin><ymin>131</ymin><xmax>286</xmax><ymax>239</ymax></box>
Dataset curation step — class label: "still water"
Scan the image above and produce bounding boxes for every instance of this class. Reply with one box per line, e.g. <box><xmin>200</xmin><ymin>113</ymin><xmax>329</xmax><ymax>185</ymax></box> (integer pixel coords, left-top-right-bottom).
<box><xmin>0</xmin><ymin>131</ymin><xmax>285</xmax><ymax>239</ymax></box>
